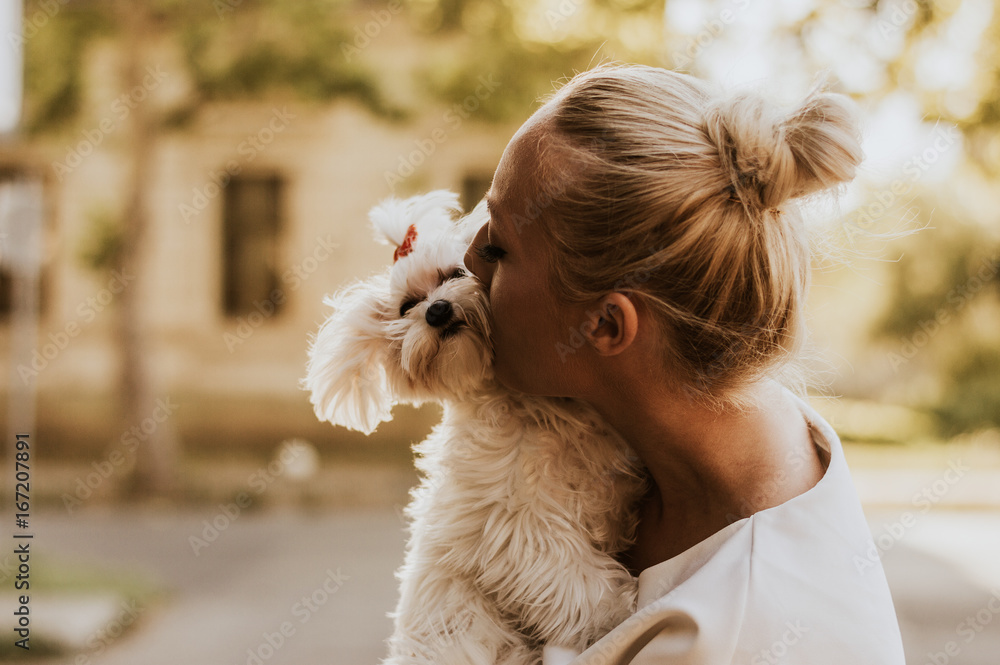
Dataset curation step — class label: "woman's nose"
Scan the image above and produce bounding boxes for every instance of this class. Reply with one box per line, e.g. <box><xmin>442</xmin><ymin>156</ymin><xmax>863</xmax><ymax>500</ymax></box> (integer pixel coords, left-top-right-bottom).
<box><xmin>463</xmin><ymin>223</ymin><xmax>493</xmax><ymax>287</ymax></box>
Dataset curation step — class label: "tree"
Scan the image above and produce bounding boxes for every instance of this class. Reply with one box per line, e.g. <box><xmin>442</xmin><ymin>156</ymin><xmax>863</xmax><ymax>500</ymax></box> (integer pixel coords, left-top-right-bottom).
<box><xmin>402</xmin><ymin>0</ymin><xmax>667</xmax><ymax>122</ymax></box>
<box><xmin>21</xmin><ymin>0</ymin><xmax>402</xmax><ymax>497</ymax></box>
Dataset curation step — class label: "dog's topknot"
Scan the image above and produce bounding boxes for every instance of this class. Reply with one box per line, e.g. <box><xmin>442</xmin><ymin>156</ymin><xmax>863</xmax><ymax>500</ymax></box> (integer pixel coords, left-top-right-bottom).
<box><xmin>369</xmin><ymin>189</ymin><xmax>463</xmax><ymax>257</ymax></box>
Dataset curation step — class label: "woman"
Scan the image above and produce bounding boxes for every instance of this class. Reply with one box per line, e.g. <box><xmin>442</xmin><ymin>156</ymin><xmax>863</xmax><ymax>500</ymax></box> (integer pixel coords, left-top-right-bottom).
<box><xmin>464</xmin><ymin>64</ymin><xmax>906</xmax><ymax>664</ymax></box>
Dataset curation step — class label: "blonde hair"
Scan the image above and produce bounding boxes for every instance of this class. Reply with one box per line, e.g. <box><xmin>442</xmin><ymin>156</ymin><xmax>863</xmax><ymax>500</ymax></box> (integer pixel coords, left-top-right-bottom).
<box><xmin>534</xmin><ymin>63</ymin><xmax>864</xmax><ymax>409</ymax></box>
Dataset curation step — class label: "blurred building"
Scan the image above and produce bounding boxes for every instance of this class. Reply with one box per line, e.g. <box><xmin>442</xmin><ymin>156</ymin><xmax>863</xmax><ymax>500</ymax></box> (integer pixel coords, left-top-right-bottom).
<box><xmin>0</xmin><ymin>20</ymin><xmax>514</xmax><ymax>458</ymax></box>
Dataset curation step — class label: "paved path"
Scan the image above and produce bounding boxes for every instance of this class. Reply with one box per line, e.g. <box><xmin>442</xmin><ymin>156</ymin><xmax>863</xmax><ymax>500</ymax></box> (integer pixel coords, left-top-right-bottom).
<box><xmin>867</xmin><ymin>509</ymin><xmax>1000</xmax><ymax>665</ymax></box>
<box><xmin>31</xmin><ymin>506</ymin><xmax>405</xmax><ymax>665</ymax></box>
<box><xmin>20</xmin><ymin>506</ymin><xmax>1000</xmax><ymax>665</ymax></box>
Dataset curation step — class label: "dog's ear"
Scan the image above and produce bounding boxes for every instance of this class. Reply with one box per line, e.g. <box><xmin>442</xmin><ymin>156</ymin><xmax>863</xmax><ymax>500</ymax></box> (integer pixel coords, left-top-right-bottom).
<box><xmin>302</xmin><ymin>279</ymin><xmax>394</xmax><ymax>435</ymax></box>
<box><xmin>369</xmin><ymin>189</ymin><xmax>462</xmax><ymax>249</ymax></box>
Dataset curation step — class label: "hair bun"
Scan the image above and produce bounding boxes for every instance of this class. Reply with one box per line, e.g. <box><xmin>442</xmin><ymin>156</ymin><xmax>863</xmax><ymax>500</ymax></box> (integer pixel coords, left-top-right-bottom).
<box><xmin>704</xmin><ymin>87</ymin><xmax>864</xmax><ymax>210</ymax></box>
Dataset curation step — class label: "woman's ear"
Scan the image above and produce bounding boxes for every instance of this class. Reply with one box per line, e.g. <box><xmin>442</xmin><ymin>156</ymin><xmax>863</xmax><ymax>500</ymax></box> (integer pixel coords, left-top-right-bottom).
<box><xmin>584</xmin><ymin>292</ymin><xmax>638</xmax><ymax>356</ymax></box>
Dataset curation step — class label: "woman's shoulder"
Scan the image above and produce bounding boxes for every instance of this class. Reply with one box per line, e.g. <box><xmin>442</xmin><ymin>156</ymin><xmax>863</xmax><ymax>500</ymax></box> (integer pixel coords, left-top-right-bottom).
<box><xmin>733</xmin><ymin>388</ymin><xmax>873</xmax><ymax>559</ymax></box>
<box><xmin>566</xmin><ymin>393</ymin><xmax>905</xmax><ymax>664</ymax></box>
<box><xmin>633</xmin><ymin>388</ymin><xmax>848</xmax><ymax>587</ymax></box>
<box><xmin>605</xmin><ymin>506</ymin><xmax>905</xmax><ymax>664</ymax></box>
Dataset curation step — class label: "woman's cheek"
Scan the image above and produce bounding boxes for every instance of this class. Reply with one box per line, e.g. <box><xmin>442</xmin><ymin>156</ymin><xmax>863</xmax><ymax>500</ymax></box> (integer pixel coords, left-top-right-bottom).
<box><xmin>486</xmin><ymin>277</ymin><xmax>512</xmax><ymax>350</ymax></box>
<box><xmin>492</xmin><ymin>280</ymin><xmax>532</xmax><ymax>372</ymax></box>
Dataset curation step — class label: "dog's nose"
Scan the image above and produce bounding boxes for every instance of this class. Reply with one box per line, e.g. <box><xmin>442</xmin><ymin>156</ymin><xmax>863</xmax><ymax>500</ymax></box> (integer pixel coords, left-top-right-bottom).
<box><xmin>425</xmin><ymin>300</ymin><xmax>453</xmax><ymax>327</ymax></box>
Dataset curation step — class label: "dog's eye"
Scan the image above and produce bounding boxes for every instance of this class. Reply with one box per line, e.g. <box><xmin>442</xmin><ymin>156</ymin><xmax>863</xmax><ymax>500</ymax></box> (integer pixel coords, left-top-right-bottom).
<box><xmin>434</xmin><ymin>267</ymin><xmax>467</xmax><ymax>285</ymax></box>
<box><xmin>400</xmin><ymin>299</ymin><xmax>419</xmax><ymax>317</ymax></box>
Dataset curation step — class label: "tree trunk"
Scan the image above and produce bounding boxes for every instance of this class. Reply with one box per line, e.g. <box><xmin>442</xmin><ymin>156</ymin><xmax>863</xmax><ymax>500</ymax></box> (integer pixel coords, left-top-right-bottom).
<box><xmin>116</xmin><ymin>0</ymin><xmax>179</xmax><ymax>499</ymax></box>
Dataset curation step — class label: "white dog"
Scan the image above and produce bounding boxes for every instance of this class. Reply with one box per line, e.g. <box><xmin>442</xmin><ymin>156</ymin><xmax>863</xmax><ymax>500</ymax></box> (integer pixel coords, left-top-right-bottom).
<box><xmin>303</xmin><ymin>190</ymin><xmax>648</xmax><ymax>665</ymax></box>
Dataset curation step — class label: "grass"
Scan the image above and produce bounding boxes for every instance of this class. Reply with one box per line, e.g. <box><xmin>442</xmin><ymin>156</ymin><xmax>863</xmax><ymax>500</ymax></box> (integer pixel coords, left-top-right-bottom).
<box><xmin>807</xmin><ymin>396</ymin><xmax>1000</xmax><ymax>469</ymax></box>
<box><xmin>0</xmin><ymin>554</ymin><xmax>165</xmax><ymax>661</ymax></box>
<box><xmin>26</xmin><ymin>553</ymin><xmax>164</xmax><ymax>599</ymax></box>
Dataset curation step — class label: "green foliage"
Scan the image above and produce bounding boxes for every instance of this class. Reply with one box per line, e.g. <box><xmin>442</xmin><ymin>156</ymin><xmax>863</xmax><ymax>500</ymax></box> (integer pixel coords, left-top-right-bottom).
<box><xmin>0</xmin><ymin>635</ymin><xmax>63</xmax><ymax>659</ymax></box>
<box><xmin>871</xmin><ymin>230</ymin><xmax>996</xmax><ymax>339</ymax></box>
<box><xmin>78</xmin><ymin>208</ymin><xmax>124</xmax><ymax>272</ymax></box>
<box><xmin>934</xmin><ymin>344</ymin><xmax>1000</xmax><ymax>435</ymax></box>
<box><xmin>29</xmin><ymin>551</ymin><xmax>163</xmax><ymax>598</ymax></box>
<box><xmin>867</xmin><ymin>202</ymin><xmax>1000</xmax><ymax>436</ymax></box>
<box><xmin>16</xmin><ymin>0</ymin><xmax>1000</xmax><ymax>442</ymax></box>
<box><xmin>21</xmin><ymin>0</ymin><xmax>405</xmax><ymax>138</ymax></box>
<box><xmin>961</xmin><ymin>10</ymin><xmax>1000</xmax><ymax>174</ymax></box>
<box><xmin>22</xmin><ymin>6</ymin><xmax>112</xmax><ymax>134</ymax></box>
<box><xmin>415</xmin><ymin>43</ymin><xmax>585</xmax><ymax>124</ymax></box>
<box><xmin>406</xmin><ymin>0</ymin><xmax>668</xmax><ymax>123</ymax></box>
<box><xmin>178</xmin><ymin>0</ymin><xmax>405</xmax><ymax>119</ymax></box>
<box><xmin>0</xmin><ymin>551</ymin><xmax>163</xmax><ymax>659</ymax></box>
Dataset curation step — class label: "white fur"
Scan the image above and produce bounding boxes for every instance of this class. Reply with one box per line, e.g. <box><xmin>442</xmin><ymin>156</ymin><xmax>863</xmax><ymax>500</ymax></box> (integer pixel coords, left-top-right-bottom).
<box><xmin>303</xmin><ymin>190</ymin><xmax>648</xmax><ymax>664</ymax></box>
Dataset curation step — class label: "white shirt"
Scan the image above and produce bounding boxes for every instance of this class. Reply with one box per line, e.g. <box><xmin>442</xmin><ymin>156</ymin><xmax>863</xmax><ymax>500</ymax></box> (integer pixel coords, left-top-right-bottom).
<box><xmin>544</xmin><ymin>390</ymin><xmax>906</xmax><ymax>665</ymax></box>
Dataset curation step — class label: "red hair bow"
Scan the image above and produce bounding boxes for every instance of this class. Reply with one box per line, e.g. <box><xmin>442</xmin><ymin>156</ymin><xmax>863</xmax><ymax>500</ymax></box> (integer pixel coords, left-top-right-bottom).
<box><xmin>393</xmin><ymin>224</ymin><xmax>418</xmax><ymax>263</ymax></box>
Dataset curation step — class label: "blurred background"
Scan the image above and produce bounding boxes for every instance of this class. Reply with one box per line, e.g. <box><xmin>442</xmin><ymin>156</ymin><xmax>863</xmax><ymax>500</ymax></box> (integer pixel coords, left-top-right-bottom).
<box><xmin>0</xmin><ymin>0</ymin><xmax>999</xmax><ymax>663</ymax></box>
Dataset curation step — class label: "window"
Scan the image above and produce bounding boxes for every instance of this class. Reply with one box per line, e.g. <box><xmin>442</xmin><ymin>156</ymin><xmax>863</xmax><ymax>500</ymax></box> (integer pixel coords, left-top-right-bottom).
<box><xmin>0</xmin><ymin>169</ymin><xmax>18</xmax><ymax>317</ymax></box>
<box><xmin>0</xmin><ymin>268</ymin><xmax>10</xmax><ymax>316</ymax></box>
<box><xmin>0</xmin><ymin>167</ymin><xmax>47</xmax><ymax>320</ymax></box>
<box><xmin>461</xmin><ymin>172</ymin><xmax>493</xmax><ymax>213</ymax></box>
<box><xmin>222</xmin><ymin>174</ymin><xmax>284</xmax><ymax>317</ymax></box>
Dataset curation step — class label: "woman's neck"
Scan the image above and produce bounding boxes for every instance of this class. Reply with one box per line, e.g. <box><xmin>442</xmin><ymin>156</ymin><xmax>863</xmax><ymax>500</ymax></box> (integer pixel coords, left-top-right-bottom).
<box><xmin>585</xmin><ymin>378</ymin><xmax>819</xmax><ymax>533</ymax></box>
